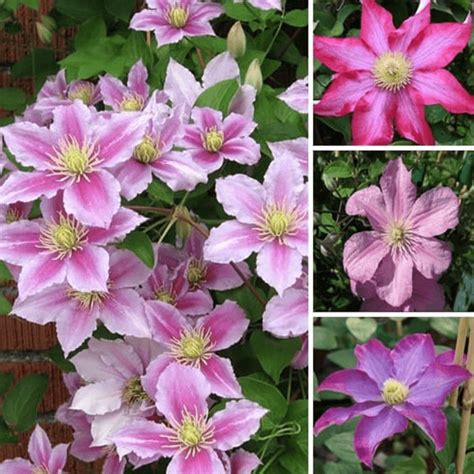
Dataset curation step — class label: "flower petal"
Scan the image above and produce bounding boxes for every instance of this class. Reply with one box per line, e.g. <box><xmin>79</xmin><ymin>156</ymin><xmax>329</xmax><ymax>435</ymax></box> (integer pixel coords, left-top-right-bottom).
<box><xmin>360</xmin><ymin>0</ymin><xmax>395</xmax><ymax>54</ymax></box>
<box><xmin>211</xmin><ymin>400</ymin><xmax>268</xmax><ymax>450</ymax></box>
<box><xmin>346</xmin><ymin>185</ymin><xmax>388</xmax><ymax>230</ymax></box>
<box><xmin>202</xmin><ymin>52</ymin><xmax>239</xmax><ymax>89</ymax></box>
<box><xmin>410</xmin><ymin>236</ymin><xmax>452</xmax><ymax>279</ymax></box>
<box><xmin>99</xmin><ymin>75</ymin><xmax>128</xmax><ymax>110</ymax></box>
<box><xmin>145</xmin><ymin>300</ymin><xmax>188</xmax><ymax>344</ymax></box>
<box><xmin>176</xmin><ymin>289</ymin><xmax>213</xmax><ymax>316</ymax></box>
<box><xmin>108</xmin><ymin>248</ymin><xmax>152</xmax><ymax>288</ymax></box>
<box><xmin>230</xmin><ymin>450</ymin><xmax>261</xmax><ymax>474</ymax></box>
<box><xmin>200</xmin><ymin>355</ymin><xmax>242</xmax><ymax>398</ymax></box>
<box><xmin>28</xmin><ymin>425</ymin><xmax>52</xmax><ymax>467</ymax></box>
<box><xmin>164</xmin><ymin>59</ymin><xmax>201</xmax><ymax>110</ymax></box>
<box><xmin>204</xmin><ymin>261</ymin><xmax>250</xmax><ymax>291</ymax></box>
<box><xmin>66</xmin><ymin>246</ymin><xmax>109</xmax><ymax>292</ymax></box>
<box><xmin>141</xmin><ymin>354</ymin><xmax>173</xmax><ymax>399</ymax></box>
<box><xmin>0</xmin><ymin>459</ymin><xmax>34</xmax><ymax>473</ymax></box>
<box><xmin>355</xmin><ymin>339</ymin><xmax>393</xmax><ymax>389</ymax></box>
<box><xmin>51</xmin><ymin>101</ymin><xmax>90</xmax><ymax>144</ymax></box>
<box><xmin>0</xmin><ymin>220</ymin><xmax>40</xmax><ymax>265</ymax></box>
<box><xmin>113</xmin><ymin>160</ymin><xmax>153</xmax><ymax>201</ymax></box>
<box><xmin>167</xmin><ymin>449</ymin><xmax>225</xmax><ymax>474</ymax></box>
<box><xmin>127</xmin><ymin>60</ymin><xmax>149</xmax><ymax>100</ymax></box>
<box><xmin>70</xmin><ymin>379</ymin><xmax>124</xmax><ymax>415</ymax></box>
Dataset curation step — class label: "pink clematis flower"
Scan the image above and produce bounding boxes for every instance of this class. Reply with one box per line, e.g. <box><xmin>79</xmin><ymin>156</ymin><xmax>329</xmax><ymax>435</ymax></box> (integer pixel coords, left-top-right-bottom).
<box><xmin>228</xmin><ymin>450</ymin><xmax>261</xmax><ymax>473</ymax></box>
<box><xmin>130</xmin><ymin>0</ymin><xmax>223</xmax><ymax>47</ymax></box>
<box><xmin>268</xmin><ymin>137</ymin><xmax>308</xmax><ymax>176</ymax></box>
<box><xmin>112</xmin><ymin>363</ymin><xmax>267</xmax><ymax>474</ymax></box>
<box><xmin>181</xmin><ymin>107</ymin><xmax>260</xmax><ymax>175</ymax></box>
<box><xmin>278</xmin><ymin>77</ymin><xmax>308</xmax><ymax>114</ymax></box>
<box><xmin>12</xmin><ymin>248</ymin><xmax>152</xmax><ymax>355</ymax></box>
<box><xmin>314</xmin><ymin>0</ymin><xmax>474</xmax><ymax>144</ymax></box>
<box><xmin>0</xmin><ymin>192</ymin><xmax>145</xmax><ymax>298</ymax></box>
<box><xmin>99</xmin><ymin>60</ymin><xmax>167</xmax><ymax>113</ymax></box>
<box><xmin>143</xmin><ymin>300</ymin><xmax>248</xmax><ymax>398</ymax></box>
<box><xmin>0</xmin><ymin>100</ymin><xmax>147</xmax><ymax>228</ymax></box>
<box><xmin>204</xmin><ymin>156</ymin><xmax>308</xmax><ymax>295</ymax></box>
<box><xmin>314</xmin><ymin>333</ymin><xmax>471</xmax><ymax>467</ymax></box>
<box><xmin>112</xmin><ymin>107</ymin><xmax>206</xmax><ymax>200</ymax></box>
<box><xmin>0</xmin><ymin>424</ymin><xmax>68</xmax><ymax>474</ymax></box>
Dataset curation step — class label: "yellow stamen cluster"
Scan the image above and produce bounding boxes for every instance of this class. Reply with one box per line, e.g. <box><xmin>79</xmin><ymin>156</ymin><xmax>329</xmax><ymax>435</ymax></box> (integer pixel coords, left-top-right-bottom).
<box><xmin>385</xmin><ymin>221</ymin><xmax>410</xmax><ymax>249</ymax></box>
<box><xmin>5</xmin><ymin>208</ymin><xmax>21</xmax><ymax>223</ymax></box>
<box><xmin>373</xmin><ymin>52</ymin><xmax>413</xmax><ymax>92</ymax></box>
<box><xmin>66</xmin><ymin>288</ymin><xmax>107</xmax><ymax>310</ymax></box>
<box><xmin>255</xmin><ymin>203</ymin><xmax>301</xmax><ymax>243</ymax></box>
<box><xmin>68</xmin><ymin>83</ymin><xmax>96</xmax><ymax>105</ymax></box>
<box><xmin>154</xmin><ymin>288</ymin><xmax>176</xmax><ymax>305</ymax></box>
<box><xmin>122</xmin><ymin>376</ymin><xmax>151</xmax><ymax>406</ymax></box>
<box><xmin>133</xmin><ymin>136</ymin><xmax>160</xmax><ymax>164</ymax></box>
<box><xmin>382</xmin><ymin>378</ymin><xmax>409</xmax><ymax>405</ymax></box>
<box><xmin>187</xmin><ymin>258</ymin><xmax>207</xmax><ymax>289</ymax></box>
<box><xmin>202</xmin><ymin>127</ymin><xmax>224</xmax><ymax>153</ymax></box>
<box><xmin>120</xmin><ymin>94</ymin><xmax>144</xmax><ymax>112</ymax></box>
<box><xmin>167</xmin><ymin>6</ymin><xmax>189</xmax><ymax>28</ymax></box>
<box><xmin>169</xmin><ymin>328</ymin><xmax>213</xmax><ymax>367</ymax></box>
<box><xmin>39</xmin><ymin>214</ymin><xmax>88</xmax><ymax>259</ymax></box>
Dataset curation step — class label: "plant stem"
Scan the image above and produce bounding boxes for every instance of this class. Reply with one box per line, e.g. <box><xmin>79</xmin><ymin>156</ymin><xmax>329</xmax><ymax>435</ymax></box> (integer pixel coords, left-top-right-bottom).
<box><xmin>456</xmin><ymin>319</ymin><xmax>474</xmax><ymax>474</ymax></box>
<box><xmin>395</xmin><ymin>318</ymin><xmax>403</xmax><ymax>337</ymax></box>
<box><xmin>450</xmin><ymin>318</ymin><xmax>469</xmax><ymax>407</ymax></box>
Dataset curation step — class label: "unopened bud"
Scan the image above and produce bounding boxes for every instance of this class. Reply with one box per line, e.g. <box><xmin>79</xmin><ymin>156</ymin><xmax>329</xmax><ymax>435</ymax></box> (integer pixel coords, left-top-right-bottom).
<box><xmin>36</xmin><ymin>15</ymin><xmax>55</xmax><ymax>45</ymax></box>
<box><xmin>227</xmin><ymin>22</ymin><xmax>246</xmax><ymax>58</ymax></box>
<box><xmin>320</xmin><ymin>233</ymin><xmax>339</xmax><ymax>257</ymax></box>
<box><xmin>174</xmin><ymin>206</ymin><xmax>193</xmax><ymax>241</ymax></box>
<box><xmin>244</xmin><ymin>59</ymin><xmax>263</xmax><ymax>93</ymax></box>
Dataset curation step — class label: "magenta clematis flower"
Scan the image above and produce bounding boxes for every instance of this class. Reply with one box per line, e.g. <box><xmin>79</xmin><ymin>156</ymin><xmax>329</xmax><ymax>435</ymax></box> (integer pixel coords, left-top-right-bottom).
<box><xmin>0</xmin><ymin>192</ymin><xmax>145</xmax><ymax>298</ymax></box>
<box><xmin>130</xmin><ymin>0</ymin><xmax>223</xmax><ymax>47</ymax></box>
<box><xmin>112</xmin><ymin>363</ymin><xmax>267</xmax><ymax>473</ymax></box>
<box><xmin>12</xmin><ymin>248</ymin><xmax>152</xmax><ymax>355</ymax></box>
<box><xmin>99</xmin><ymin>60</ymin><xmax>166</xmax><ymax>113</ymax></box>
<box><xmin>0</xmin><ymin>424</ymin><xmax>68</xmax><ymax>474</ymax></box>
<box><xmin>143</xmin><ymin>300</ymin><xmax>248</xmax><ymax>398</ymax></box>
<box><xmin>314</xmin><ymin>0</ymin><xmax>474</xmax><ymax>145</ymax></box>
<box><xmin>314</xmin><ymin>333</ymin><xmax>471</xmax><ymax>467</ymax></box>
<box><xmin>181</xmin><ymin>107</ymin><xmax>260</xmax><ymax>174</ymax></box>
<box><xmin>112</xmin><ymin>107</ymin><xmax>206</xmax><ymax>200</ymax></box>
<box><xmin>343</xmin><ymin>158</ymin><xmax>459</xmax><ymax>308</ymax></box>
<box><xmin>0</xmin><ymin>100</ymin><xmax>147</xmax><ymax>228</ymax></box>
<box><xmin>268</xmin><ymin>137</ymin><xmax>308</xmax><ymax>176</ymax></box>
<box><xmin>278</xmin><ymin>77</ymin><xmax>308</xmax><ymax>114</ymax></box>
<box><xmin>204</xmin><ymin>156</ymin><xmax>308</xmax><ymax>295</ymax></box>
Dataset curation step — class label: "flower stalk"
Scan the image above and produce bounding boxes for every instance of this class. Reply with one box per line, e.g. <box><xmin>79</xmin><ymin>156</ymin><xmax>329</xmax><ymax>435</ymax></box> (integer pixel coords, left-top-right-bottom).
<box><xmin>449</xmin><ymin>318</ymin><xmax>469</xmax><ymax>407</ymax></box>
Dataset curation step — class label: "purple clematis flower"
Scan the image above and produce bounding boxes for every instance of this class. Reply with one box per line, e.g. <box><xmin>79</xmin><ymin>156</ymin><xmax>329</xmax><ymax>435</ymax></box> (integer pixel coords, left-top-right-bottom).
<box><xmin>0</xmin><ymin>424</ymin><xmax>68</xmax><ymax>474</ymax></box>
<box><xmin>314</xmin><ymin>333</ymin><xmax>471</xmax><ymax>467</ymax></box>
<box><xmin>99</xmin><ymin>60</ymin><xmax>167</xmax><ymax>113</ymax></box>
<box><xmin>0</xmin><ymin>100</ymin><xmax>147</xmax><ymax>228</ymax></box>
<box><xmin>204</xmin><ymin>155</ymin><xmax>308</xmax><ymax>295</ymax></box>
<box><xmin>12</xmin><ymin>248</ymin><xmax>152</xmax><ymax>355</ymax></box>
<box><xmin>112</xmin><ymin>106</ymin><xmax>206</xmax><ymax>199</ymax></box>
<box><xmin>130</xmin><ymin>0</ymin><xmax>223</xmax><ymax>47</ymax></box>
<box><xmin>343</xmin><ymin>158</ymin><xmax>459</xmax><ymax>308</ymax></box>
<box><xmin>112</xmin><ymin>363</ymin><xmax>267</xmax><ymax>473</ymax></box>
<box><xmin>278</xmin><ymin>76</ymin><xmax>308</xmax><ymax>113</ymax></box>
<box><xmin>181</xmin><ymin>107</ymin><xmax>260</xmax><ymax>174</ymax></box>
<box><xmin>0</xmin><ymin>192</ymin><xmax>145</xmax><ymax>298</ymax></box>
<box><xmin>143</xmin><ymin>300</ymin><xmax>248</xmax><ymax>398</ymax></box>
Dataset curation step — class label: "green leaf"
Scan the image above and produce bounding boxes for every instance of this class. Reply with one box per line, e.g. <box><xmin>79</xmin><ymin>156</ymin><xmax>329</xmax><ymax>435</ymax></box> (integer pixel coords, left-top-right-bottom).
<box><xmin>104</xmin><ymin>0</ymin><xmax>134</xmax><ymax>22</ymax></box>
<box><xmin>454</xmin><ymin>273</ymin><xmax>473</xmax><ymax>312</ymax></box>
<box><xmin>0</xmin><ymin>88</ymin><xmax>26</xmax><ymax>111</ymax></box>
<box><xmin>119</xmin><ymin>231</ymin><xmax>155</xmax><ymax>269</ymax></box>
<box><xmin>11</xmin><ymin>48</ymin><xmax>57</xmax><ymax>79</ymax></box>
<box><xmin>286</xmin><ymin>400</ymin><xmax>308</xmax><ymax>456</ymax></box>
<box><xmin>314</xmin><ymin>327</ymin><xmax>337</xmax><ymax>350</ymax></box>
<box><xmin>430</xmin><ymin>318</ymin><xmax>459</xmax><ymax>339</ymax></box>
<box><xmin>3</xmin><ymin>374</ymin><xmax>48</xmax><ymax>432</ymax></box>
<box><xmin>283</xmin><ymin>9</ymin><xmax>308</xmax><ymax>27</ymax></box>
<box><xmin>250</xmin><ymin>331</ymin><xmax>300</xmax><ymax>383</ymax></box>
<box><xmin>323</xmin><ymin>462</ymin><xmax>362</xmax><ymax>474</ymax></box>
<box><xmin>324</xmin><ymin>432</ymin><xmax>359</xmax><ymax>463</ymax></box>
<box><xmin>326</xmin><ymin>349</ymin><xmax>356</xmax><ymax>369</ymax></box>
<box><xmin>194</xmin><ymin>79</ymin><xmax>239</xmax><ymax>115</ymax></box>
<box><xmin>0</xmin><ymin>261</ymin><xmax>13</xmax><ymax>281</ymax></box>
<box><xmin>388</xmin><ymin>454</ymin><xmax>426</xmax><ymax>474</ymax></box>
<box><xmin>214</xmin><ymin>285</ymin><xmax>265</xmax><ymax>323</ymax></box>
<box><xmin>47</xmin><ymin>345</ymin><xmax>75</xmax><ymax>373</ymax></box>
<box><xmin>464</xmin><ymin>452</ymin><xmax>474</xmax><ymax>474</ymax></box>
<box><xmin>0</xmin><ymin>373</ymin><xmax>14</xmax><ymax>395</ymax></box>
<box><xmin>55</xmin><ymin>0</ymin><xmax>105</xmax><ymax>21</ymax></box>
<box><xmin>147</xmin><ymin>179</ymin><xmax>174</xmax><ymax>205</ymax></box>
<box><xmin>459</xmin><ymin>155</ymin><xmax>472</xmax><ymax>187</ymax></box>
<box><xmin>323</xmin><ymin>160</ymin><xmax>353</xmax><ymax>178</ymax></box>
<box><xmin>434</xmin><ymin>407</ymin><xmax>460</xmax><ymax>467</ymax></box>
<box><xmin>0</xmin><ymin>295</ymin><xmax>12</xmax><ymax>315</ymax></box>
<box><xmin>346</xmin><ymin>317</ymin><xmax>377</xmax><ymax>342</ymax></box>
<box><xmin>315</xmin><ymin>116</ymin><xmax>352</xmax><ymax>143</ymax></box>
<box><xmin>5</xmin><ymin>0</ymin><xmax>39</xmax><ymax>9</ymax></box>
<box><xmin>0</xmin><ymin>417</ymin><xmax>18</xmax><ymax>444</ymax></box>
<box><xmin>278</xmin><ymin>446</ymin><xmax>307</xmax><ymax>474</ymax></box>
<box><xmin>74</xmin><ymin>17</ymin><xmax>107</xmax><ymax>50</ymax></box>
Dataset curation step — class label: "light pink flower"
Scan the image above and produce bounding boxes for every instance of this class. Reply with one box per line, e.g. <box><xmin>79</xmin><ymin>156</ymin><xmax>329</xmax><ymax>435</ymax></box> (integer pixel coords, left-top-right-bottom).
<box><xmin>0</xmin><ymin>100</ymin><xmax>147</xmax><ymax>228</ymax></box>
<box><xmin>244</xmin><ymin>0</ymin><xmax>281</xmax><ymax>11</ymax></box>
<box><xmin>112</xmin><ymin>107</ymin><xmax>206</xmax><ymax>200</ymax></box>
<box><xmin>130</xmin><ymin>0</ymin><xmax>223</xmax><ymax>47</ymax></box>
<box><xmin>268</xmin><ymin>137</ymin><xmax>308</xmax><ymax>176</ymax></box>
<box><xmin>204</xmin><ymin>156</ymin><xmax>308</xmax><ymax>295</ymax></box>
<box><xmin>181</xmin><ymin>107</ymin><xmax>260</xmax><ymax>174</ymax></box>
<box><xmin>143</xmin><ymin>300</ymin><xmax>248</xmax><ymax>398</ymax></box>
<box><xmin>343</xmin><ymin>158</ymin><xmax>459</xmax><ymax>307</ymax></box>
<box><xmin>314</xmin><ymin>0</ymin><xmax>474</xmax><ymax>144</ymax></box>
<box><xmin>112</xmin><ymin>363</ymin><xmax>267</xmax><ymax>473</ymax></box>
<box><xmin>278</xmin><ymin>77</ymin><xmax>308</xmax><ymax>113</ymax></box>
<box><xmin>292</xmin><ymin>334</ymin><xmax>308</xmax><ymax>370</ymax></box>
<box><xmin>0</xmin><ymin>192</ymin><xmax>145</xmax><ymax>298</ymax></box>
<box><xmin>13</xmin><ymin>248</ymin><xmax>152</xmax><ymax>354</ymax></box>
<box><xmin>0</xmin><ymin>424</ymin><xmax>68</xmax><ymax>474</ymax></box>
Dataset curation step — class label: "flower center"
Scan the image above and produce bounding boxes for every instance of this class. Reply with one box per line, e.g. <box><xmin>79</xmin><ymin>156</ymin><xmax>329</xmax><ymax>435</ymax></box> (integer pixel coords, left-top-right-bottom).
<box><xmin>5</xmin><ymin>208</ymin><xmax>21</xmax><ymax>223</ymax></box>
<box><xmin>167</xmin><ymin>6</ymin><xmax>189</xmax><ymax>28</ymax></box>
<box><xmin>39</xmin><ymin>214</ymin><xmax>88</xmax><ymax>259</ymax></box>
<box><xmin>169</xmin><ymin>328</ymin><xmax>213</xmax><ymax>367</ymax></box>
<box><xmin>372</xmin><ymin>52</ymin><xmax>413</xmax><ymax>92</ymax></box>
<box><xmin>67</xmin><ymin>82</ymin><xmax>96</xmax><ymax>105</ymax></box>
<box><xmin>50</xmin><ymin>136</ymin><xmax>101</xmax><ymax>181</ymax></box>
<box><xmin>32</xmin><ymin>467</ymin><xmax>49</xmax><ymax>474</ymax></box>
<box><xmin>187</xmin><ymin>259</ymin><xmax>207</xmax><ymax>289</ymax></box>
<box><xmin>179</xmin><ymin>419</ymin><xmax>204</xmax><ymax>447</ymax></box>
<box><xmin>122</xmin><ymin>376</ymin><xmax>151</xmax><ymax>406</ymax></box>
<box><xmin>202</xmin><ymin>127</ymin><xmax>224</xmax><ymax>153</ymax></box>
<box><xmin>154</xmin><ymin>288</ymin><xmax>176</xmax><ymax>305</ymax></box>
<box><xmin>120</xmin><ymin>94</ymin><xmax>144</xmax><ymax>112</ymax></box>
<box><xmin>66</xmin><ymin>288</ymin><xmax>108</xmax><ymax>310</ymax></box>
<box><xmin>385</xmin><ymin>221</ymin><xmax>410</xmax><ymax>248</ymax></box>
<box><xmin>256</xmin><ymin>203</ymin><xmax>301</xmax><ymax>242</ymax></box>
<box><xmin>134</xmin><ymin>136</ymin><xmax>160</xmax><ymax>164</ymax></box>
<box><xmin>382</xmin><ymin>378</ymin><xmax>409</xmax><ymax>405</ymax></box>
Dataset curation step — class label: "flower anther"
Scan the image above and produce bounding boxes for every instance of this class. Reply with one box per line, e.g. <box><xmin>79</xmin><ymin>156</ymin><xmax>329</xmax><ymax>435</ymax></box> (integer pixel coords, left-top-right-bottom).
<box><xmin>382</xmin><ymin>378</ymin><xmax>409</xmax><ymax>405</ymax></box>
<box><xmin>373</xmin><ymin>52</ymin><xmax>413</xmax><ymax>92</ymax></box>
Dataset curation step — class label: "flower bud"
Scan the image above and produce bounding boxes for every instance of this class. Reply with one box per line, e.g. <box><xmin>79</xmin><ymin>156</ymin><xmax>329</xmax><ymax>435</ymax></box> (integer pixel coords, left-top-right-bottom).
<box><xmin>244</xmin><ymin>59</ymin><xmax>263</xmax><ymax>93</ymax></box>
<box><xmin>36</xmin><ymin>15</ymin><xmax>55</xmax><ymax>45</ymax></box>
<box><xmin>174</xmin><ymin>206</ymin><xmax>193</xmax><ymax>241</ymax></box>
<box><xmin>227</xmin><ymin>22</ymin><xmax>246</xmax><ymax>58</ymax></box>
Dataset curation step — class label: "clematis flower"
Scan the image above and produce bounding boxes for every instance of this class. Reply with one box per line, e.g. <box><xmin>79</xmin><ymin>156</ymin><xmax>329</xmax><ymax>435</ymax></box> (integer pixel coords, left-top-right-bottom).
<box><xmin>12</xmin><ymin>248</ymin><xmax>152</xmax><ymax>355</ymax></box>
<box><xmin>0</xmin><ymin>192</ymin><xmax>145</xmax><ymax>298</ymax></box>
<box><xmin>143</xmin><ymin>300</ymin><xmax>248</xmax><ymax>398</ymax></box>
<box><xmin>292</xmin><ymin>334</ymin><xmax>308</xmax><ymax>370</ymax></box>
<box><xmin>228</xmin><ymin>450</ymin><xmax>261</xmax><ymax>473</ymax></box>
<box><xmin>204</xmin><ymin>156</ymin><xmax>308</xmax><ymax>295</ymax></box>
<box><xmin>268</xmin><ymin>137</ymin><xmax>308</xmax><ymax>176</ymax></box>
<box><xmin>314</xmin><ymin>333</ymin><xmax>471</xmax><ymax>467</ymax></box>
<box><xmin>99</xmin><ymin>60</ymin><xmax>166</xmax><ymax>113</ymax></box>
<box><xmin>130</xmin><ymin>0</ymin><xmax>223</xmax><ymax>47</ymax></box>
<box><xmin>181</xmin><ymin>107</ymin><xmax>260</xmax><ymax>174</ymax></box>
<box><xmin>112</xmin><ymin>363</ymin><xmax>267</xmax><ymax>473</ymax></box>
<box><xmin>112</xmin><ymin>106</ymin><xmax>206</xmax><ymax>200</ymax></box>
<box><xmin>0</xmin><ymin>424</ymin><xmax>68</xmax><ymax>474</ymax></box>
<box><xmin>314</xmin><ymin>0</ymin><xmax>474</xmax><ymax>144</ymax></box>
<box><xmin>0</xmin><ymin>100</ymin><xmax>147</xmax><ymax>228</ymax></box>
<box><xmin>278</xmin><ymin>77</ymin><xmax>308</xmax><ymax>114</ymax></box>
<box><xmin>343</xmin><ymin>158</ymin><xmax>459</xmax><ymax>308</ymax></box>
